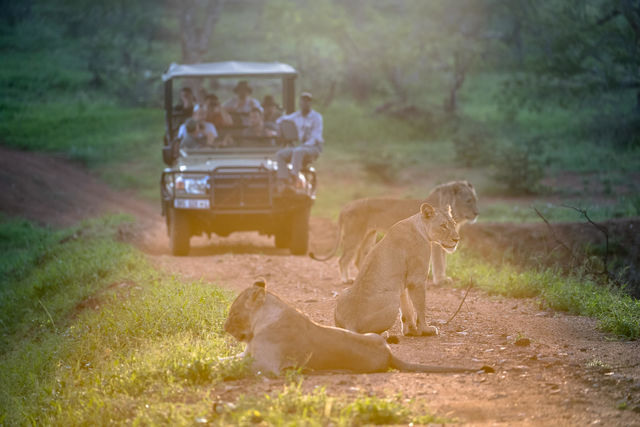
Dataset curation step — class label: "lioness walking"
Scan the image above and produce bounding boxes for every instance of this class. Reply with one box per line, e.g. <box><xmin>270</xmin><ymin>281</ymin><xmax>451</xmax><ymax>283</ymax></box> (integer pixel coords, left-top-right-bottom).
<box><xmin>310</xmin><ymin>180</ymin><xmax>478</xmax><ymax>284</ymax></box>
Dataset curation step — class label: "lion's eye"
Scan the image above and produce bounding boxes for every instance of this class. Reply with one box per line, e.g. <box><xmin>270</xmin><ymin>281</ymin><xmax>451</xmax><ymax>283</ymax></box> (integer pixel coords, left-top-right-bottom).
<box><xmin>440</xmin><ymin>224</ymin><xmax>447</xmax><ymax>229</ymax></box>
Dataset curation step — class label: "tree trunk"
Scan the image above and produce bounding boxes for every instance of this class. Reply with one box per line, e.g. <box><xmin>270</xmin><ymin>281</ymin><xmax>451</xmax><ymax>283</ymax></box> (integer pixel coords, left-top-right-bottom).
<box><xmin>444</xmin><ymin>51</ymin><xmax>471</xmax><ymax>114</ymax></box>
<box><xmin>180</xmin><ymin>0</ymin><xmax>225</xmax><ymax>64</ymax></box>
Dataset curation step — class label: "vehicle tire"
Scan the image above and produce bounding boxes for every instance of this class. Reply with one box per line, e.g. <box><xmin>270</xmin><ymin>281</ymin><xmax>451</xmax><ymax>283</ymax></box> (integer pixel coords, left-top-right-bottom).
<box><xmin>289</xmin><ymin>205</ymin><xmax>310</xmax><ymax>255</ymax></box>
<box><xmin>274</xmin><ymin>225</ymin><xmax>291</xmax><ymax>249</ymax></box>
<box><xmin>169</xmin><ymin>208</ymin><xmax>191</xmax><ymax>256</ymax></box>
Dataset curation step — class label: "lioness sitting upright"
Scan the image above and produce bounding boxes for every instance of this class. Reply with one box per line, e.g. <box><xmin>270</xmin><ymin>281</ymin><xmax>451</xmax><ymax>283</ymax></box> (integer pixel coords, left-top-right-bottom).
<box><xmin>223</xmin><ymin>279</ymin><xmax>479</xmax><ymax>375</ymax></box>
<box><xmin>334</xmin><ymin>202</ymin><xmax>458</xmax><ymax>336</ymax></box>
<box><xmin>311</xmin><ymin>180</ymin><xmax>478</xmax><ymax>284</ymax></box>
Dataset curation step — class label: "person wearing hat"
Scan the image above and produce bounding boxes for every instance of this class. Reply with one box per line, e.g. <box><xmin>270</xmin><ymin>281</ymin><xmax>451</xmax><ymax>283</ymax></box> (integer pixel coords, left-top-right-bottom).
<box><xmin>222</xmin><ymin>80</ymin><xmax>263</xmax><ymax>114</ymax></box>
<box><xmin>275</xmin><ymin>92</ymin><xmax>324</xmax><ymax>191</ymax></box>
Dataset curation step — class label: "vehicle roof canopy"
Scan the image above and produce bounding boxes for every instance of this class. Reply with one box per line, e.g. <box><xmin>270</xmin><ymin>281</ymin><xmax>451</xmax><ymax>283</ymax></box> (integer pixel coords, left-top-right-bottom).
<box><xmin>162</xmin><ymin>61</ymin><xmax>298</xmax><ymax>81</ymax></box>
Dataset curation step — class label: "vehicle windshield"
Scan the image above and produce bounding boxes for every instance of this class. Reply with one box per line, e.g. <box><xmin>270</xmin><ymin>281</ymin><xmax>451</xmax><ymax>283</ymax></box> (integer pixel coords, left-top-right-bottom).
<box><xmin>180</xmin><ymin>134</ymin><xmax>282</xmax><ymax>156</ymax></box>
<box><xmin>169</xmin><ymin>75</ymin><xmax>286</xmax><ymax>155</ymax></box>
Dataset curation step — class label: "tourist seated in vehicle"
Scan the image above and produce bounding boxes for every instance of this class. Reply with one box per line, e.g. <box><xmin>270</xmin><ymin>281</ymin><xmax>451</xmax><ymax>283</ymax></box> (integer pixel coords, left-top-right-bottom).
<box><xmin>177</xmin><ymin>104</ymin><xmax>218</xmax><ymax>147</ymax></box>
<box><xmin>206</xmin><ymin>95</ymin><xmax>233</xmax><ymax>130</ymax></box>
<box><xmin>244</xmin><ymin>107</ymin><xmax>277</xmax><ymax>138</ymax></box>
<box><xmin>179</xmin><ymin>119</ymin><xmax>206</xmax><ymax>149</ymax></box>
<box><xmin>275</xmin><ymin>92</ymin><xmax>323</xmax><ymax>191</ymax></box>
<box><xmin>217</xmin><ymin>107</ymin><xmax>276</xmax><ymax>148</ymax></box>
<box><xmin>262</xmin><ymin>95</ymin><xmax>282</xmax><ymax>131</ymax></box>
<box><xmin>174</xmin><ymin>87</ymin><xmax>195</xmax><ymax>121</ymax></box>
<box><xmin>197</xmin><ymin>87</ymin><xmax>210</xmax><ymax>105</ymax></box>
<box><xmin>222</xmin><ymin>80</ymin><xmax>263</xmax><ymax>114</ymax></box>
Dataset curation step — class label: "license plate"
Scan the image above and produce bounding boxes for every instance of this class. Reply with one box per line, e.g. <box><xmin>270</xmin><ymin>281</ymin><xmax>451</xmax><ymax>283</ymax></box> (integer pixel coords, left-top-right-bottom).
<box><xmin>174</xmin><ymin>198</ymin><xmax>210</xmax><ymax>209</ymax></box>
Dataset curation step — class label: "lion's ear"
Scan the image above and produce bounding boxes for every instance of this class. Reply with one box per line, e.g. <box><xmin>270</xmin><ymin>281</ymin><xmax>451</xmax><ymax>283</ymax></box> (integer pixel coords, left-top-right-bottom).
<box><xmin>420</xmin><ymin>203</ymin><xmax>436</xmax><ymax>219</ymax></box>
<box><xmin>463</xmin><ymin>180</ymin><xmax>473</xmax><ymax>189</ymax></box>
<box><xmin>453</xmin><ymin>182</ymin><xmax>463</xmax><ymax>194</ymax></box>
<box><xmin>253</xmin><ymin>278</ymin><xmax>266</xmax><ymax>289</ymax></box>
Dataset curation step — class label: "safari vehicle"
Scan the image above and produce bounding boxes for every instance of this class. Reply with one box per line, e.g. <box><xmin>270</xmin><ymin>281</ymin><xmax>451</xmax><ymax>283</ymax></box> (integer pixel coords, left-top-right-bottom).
<box><xmin>160</xmin><ymin>61</ymin><xmax>316</xmax><ymax>256</ymax></box>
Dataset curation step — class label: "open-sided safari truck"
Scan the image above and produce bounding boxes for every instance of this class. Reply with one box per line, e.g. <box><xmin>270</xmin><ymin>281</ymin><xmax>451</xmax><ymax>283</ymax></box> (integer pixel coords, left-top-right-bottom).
<box><xmin>160</xmin><ymin>61</ymin><xmax>316</xmax><ymax>256</ymax></box>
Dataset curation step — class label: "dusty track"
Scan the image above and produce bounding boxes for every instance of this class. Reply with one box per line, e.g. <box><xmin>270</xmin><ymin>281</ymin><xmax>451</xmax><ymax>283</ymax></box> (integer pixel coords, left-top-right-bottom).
<box><xmin>2</xmin><ymin>146</ymin><xmax>639</xmax><ymax>426</ymax></box>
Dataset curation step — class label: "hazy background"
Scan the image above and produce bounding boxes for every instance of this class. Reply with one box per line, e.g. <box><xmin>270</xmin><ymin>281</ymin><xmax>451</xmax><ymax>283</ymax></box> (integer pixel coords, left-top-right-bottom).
<box><xmin>1</xmin><ymin>0</ymin><xmax>639</xmax><ymax>220</ymax></box>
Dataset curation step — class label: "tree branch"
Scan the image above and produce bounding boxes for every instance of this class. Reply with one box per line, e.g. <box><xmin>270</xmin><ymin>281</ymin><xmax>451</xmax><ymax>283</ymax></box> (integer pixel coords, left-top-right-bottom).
<box><xmin>444</xmin><ymin>278</ymin><xmax>474</xmax><ymax>325</ymax></box>
<box><xmin>533</xmin><ymin>207</ymin><xmax>575</xmax><ymax>259</ymax></box>
<box><xmin>560</xmin><ymin>204</ymin><xmax>610</xmax><ymax>276</ymax></box>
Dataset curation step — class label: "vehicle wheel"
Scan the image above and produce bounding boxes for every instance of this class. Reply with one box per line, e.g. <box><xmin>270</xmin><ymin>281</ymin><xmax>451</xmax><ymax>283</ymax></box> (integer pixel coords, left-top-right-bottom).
<box><xmin>289</xmin><ymin>205</ymin><xmax>310</xmax><ymax>255</ymax></box>
<box><xmin>169</xmin><ymin>208</ymin><xmax>191</xmax><ymax>256</ymax></box>
<box><xmin>274</xmin><ymin>225</ymin><xmax>291</xmax><ymax>249</ymax></box>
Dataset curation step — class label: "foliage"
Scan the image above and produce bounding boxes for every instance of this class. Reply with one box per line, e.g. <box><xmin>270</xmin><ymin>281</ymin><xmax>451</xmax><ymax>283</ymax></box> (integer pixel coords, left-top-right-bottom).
<box><xmin>0</xmin><ymin>217</ymin><xmax>443</xmax><ymax>425</ymax></box>
<box><xmin>212</xmin><ymin>380</ymin><xmax>447</xmax><ymax>426</ymax></box>
<box><xmin>494</xmin><ymin>1</ymin><xmax>640</xmax><ymax>146</ymax></box>
<box><xmin>448</xmin><ymin>249</ymin><xmax>640</xmax><ymax>339</ymax></box>
<box><xmin>0</xmin><ymin>216</ymin><xmax>66</xmax><ymax>289</ymax></box>
<box><xmin>452</xmin><ymin>126</ymin><xmax>493</xmax><ymax>167</ymax></box>
<box><xmin>490</xmin><ymin>138</ymin><xmax>546</xmax><ymax>194</ymax></box>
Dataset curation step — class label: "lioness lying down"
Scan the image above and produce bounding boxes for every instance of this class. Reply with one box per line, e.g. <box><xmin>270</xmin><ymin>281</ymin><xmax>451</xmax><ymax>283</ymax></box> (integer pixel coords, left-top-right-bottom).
<box><xmin>335</xmin><ymin>203</ymin><xmax>458</xmax><ymax>336</ymax></box>
<box><xmin>311</xmin><ymin>180</ymin><xmax>478</xmax><ymax>284</ymax></box>
<box><xmin>223</xmin><ymin>280</ymin><xmax>479</xmax><ymax>375</ymax></box>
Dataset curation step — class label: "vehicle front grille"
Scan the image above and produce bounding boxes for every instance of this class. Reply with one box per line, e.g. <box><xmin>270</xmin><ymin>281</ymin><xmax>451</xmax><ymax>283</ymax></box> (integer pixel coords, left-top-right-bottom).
<box><xmin>211</xmin><ymin>173</ymin><xmax>271</xmax><ymax>208</ymax></box>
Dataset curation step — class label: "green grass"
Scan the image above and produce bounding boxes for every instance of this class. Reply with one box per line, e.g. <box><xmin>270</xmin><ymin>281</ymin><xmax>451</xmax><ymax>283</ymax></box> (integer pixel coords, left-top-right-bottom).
<box><xmin>0</xmin><ymin>215</ymin><xmax>66</xmax><ymax>289</ymax></box>
<box><xmin>209</xmin><ymin>380</ymin><xmax>447</xmax><ymax>426</ymax></box>
<box><xmin>448</xmin><ymin>249</ymin><xmax>640</xmax><ymax>339</ymax></box>
<box><xmin>0</xmin><ymin>217</ymin><xmax>443</xmax><ymax>425</ymax></box>
<box><xmin>478</xmin><ymin>197</ymin><xmax>640</xmax><ymax>223</ymax></box>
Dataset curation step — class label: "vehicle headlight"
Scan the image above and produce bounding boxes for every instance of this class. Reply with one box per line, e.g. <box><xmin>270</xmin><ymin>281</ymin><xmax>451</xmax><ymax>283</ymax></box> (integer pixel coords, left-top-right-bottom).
<box><xmin>175</xmin><ymin>174</ymin><xmax>210</xmax><ymax>195</ymax></box>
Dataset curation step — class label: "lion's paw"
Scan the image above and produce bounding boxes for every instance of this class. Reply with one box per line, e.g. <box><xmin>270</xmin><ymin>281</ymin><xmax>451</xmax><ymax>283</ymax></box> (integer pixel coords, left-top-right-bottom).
<box><xmin>434</xmin><ymin>277</ymin><xmax>454</xmax><ymax>287</ymax></box>
<box><xmin>421</xmin><ymin>326</ymin><xmax>439</xmax><ymax>336</ymax></box>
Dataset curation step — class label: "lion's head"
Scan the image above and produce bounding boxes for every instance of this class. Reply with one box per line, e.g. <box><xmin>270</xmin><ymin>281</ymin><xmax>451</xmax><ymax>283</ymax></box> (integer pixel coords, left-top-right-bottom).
<box><xmin>433</xmin><ymin>180</ymin><xmax>478</xmax><ymax>225</ymax></box>
<box><xmin>224</xmin><ymin>279</ymin><xmax>267</xmax><ymax>342</ymax></box>
<box><xmin>420</xmin><ymin>203</ymin><xmax>459</xmax><ymax>254</ymax></box>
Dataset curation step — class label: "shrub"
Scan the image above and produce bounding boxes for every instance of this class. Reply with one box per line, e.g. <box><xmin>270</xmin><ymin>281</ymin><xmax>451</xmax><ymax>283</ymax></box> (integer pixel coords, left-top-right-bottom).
<box><xmin>490</xmin><ymin>138</ymin><xmax>545</xmax><ymax>194</ymax></box>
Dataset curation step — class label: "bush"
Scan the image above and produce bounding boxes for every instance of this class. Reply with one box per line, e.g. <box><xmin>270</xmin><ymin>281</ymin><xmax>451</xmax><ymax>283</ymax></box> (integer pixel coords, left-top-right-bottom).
<box><xmin>452</xmin><ymin>128</ymin><xmax>493</xmax><ymax>167</ymax></box>
<box><xmin>361</xmin><ymin>151</ymin><xmax>400</xmax><ymax>184</ymax></box>
<box><xmin>490</xmin><ymin>138</ymin><xmax>545</xmax><ymax>194</ymax></box>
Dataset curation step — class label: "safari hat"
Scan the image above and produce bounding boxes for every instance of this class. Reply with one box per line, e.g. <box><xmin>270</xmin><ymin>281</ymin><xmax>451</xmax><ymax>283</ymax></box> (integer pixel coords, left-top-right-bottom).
<box><xmin>300</xmin><ymin>91</ymin><xmax>313</xmax><ymax>100</ymax></box>
<box><xmin>233</xmin><ymin>80</ymin><xmax>252</xmax><ymax>94</ymax></box>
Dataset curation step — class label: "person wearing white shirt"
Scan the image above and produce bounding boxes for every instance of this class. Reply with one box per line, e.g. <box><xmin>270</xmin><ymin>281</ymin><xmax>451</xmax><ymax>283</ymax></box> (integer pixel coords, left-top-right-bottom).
<box><xmin>177</xmin><ymin>104</ymin><xmax>218</xmax><ymax>146</ymax></box>
<box><xmin>222</xmin><ymin>80</ymin><xmax>263</xmax><ymax>114</ymax></box>
<box><xmin>275</xmin><ymin>92</ymin><xmax>323</xmax><ymax>186</ymax></box>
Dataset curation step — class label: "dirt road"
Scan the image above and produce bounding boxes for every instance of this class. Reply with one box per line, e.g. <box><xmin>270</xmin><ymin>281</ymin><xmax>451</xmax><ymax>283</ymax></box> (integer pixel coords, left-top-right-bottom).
<box><xmin>2</xmin><ymin>146</ymin><xmax>639</xmax><ymax>426</ymax></box>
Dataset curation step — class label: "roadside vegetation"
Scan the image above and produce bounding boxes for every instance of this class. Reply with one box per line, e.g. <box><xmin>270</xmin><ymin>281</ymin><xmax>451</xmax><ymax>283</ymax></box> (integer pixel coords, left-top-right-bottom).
<box><xmin>1</xmin><ymin>1</ymin><xmax>638</xmax><ymax>424</ymax></box>
<box><xmin>2</xmin><ymin>1</ymin><xmax>639</xmax><ymax>219</ymax></box>
<box><xmin>0</xmin><ymin>216</ymin><xmax>449</xmax><ymax>425</ymax></box>
<box><xmin>448</xmin><ymin>249</ymin><xmax>640</xmax><ymax>339</ymax></box>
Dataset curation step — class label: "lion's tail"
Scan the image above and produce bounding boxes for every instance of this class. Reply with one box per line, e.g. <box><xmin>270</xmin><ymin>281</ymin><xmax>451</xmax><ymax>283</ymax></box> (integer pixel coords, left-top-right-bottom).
<box><xmin>390</xmin><ymin>355</ymin><xmax>483</xmax><ymax>374</ymax></box>
<box><xmin>309</xmin><ymin>212</ymin><xmax>343</xmax><ymax>261</ymax></box>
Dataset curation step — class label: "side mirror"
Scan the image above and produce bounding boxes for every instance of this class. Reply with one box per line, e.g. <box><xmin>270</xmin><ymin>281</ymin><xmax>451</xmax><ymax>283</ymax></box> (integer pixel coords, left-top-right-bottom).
<box><xmin>278</xmin><ymin>119</ymin><xmax>298</xmax><ymax>145</ymax></box>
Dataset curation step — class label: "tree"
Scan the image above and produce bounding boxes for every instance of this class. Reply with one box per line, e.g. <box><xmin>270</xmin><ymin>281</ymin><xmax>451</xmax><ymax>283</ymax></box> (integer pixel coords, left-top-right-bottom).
<box><xmin>178</xmin><ymin>0</ymin><xmax>226</xmax><ymax>64</ymax></box>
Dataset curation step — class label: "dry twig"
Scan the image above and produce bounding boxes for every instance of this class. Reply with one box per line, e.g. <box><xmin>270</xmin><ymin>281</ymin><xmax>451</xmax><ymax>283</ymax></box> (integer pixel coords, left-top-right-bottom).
<box><xmin>445</xmin><ymin>278</ymin><xmax>474</xmax><ymax>325</ymax></box>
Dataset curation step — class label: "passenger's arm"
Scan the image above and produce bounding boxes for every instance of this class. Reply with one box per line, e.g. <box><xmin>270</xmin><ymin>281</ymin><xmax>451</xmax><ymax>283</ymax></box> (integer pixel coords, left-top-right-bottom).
<box><xmin>302</xmin><ymin>114</ymin><xmax>324</xmax><ymax>147</ymax></box>
<box><xmin>252</xmin><ymin>98</ymin><xmax>264</xmax><ymax>113</ymax></box>
<box><xmin>205</xmin><ymin>123</ymin><xmax>217</xmax><ymax>145</ymax></box>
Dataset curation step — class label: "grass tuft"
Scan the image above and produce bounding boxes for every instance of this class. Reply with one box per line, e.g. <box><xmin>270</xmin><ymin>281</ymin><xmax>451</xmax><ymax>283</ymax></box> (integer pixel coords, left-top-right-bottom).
<box><xmin>449</xmin><ymin>249</ymin><xmax>640</xmax><ymax>339</ymax></box>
